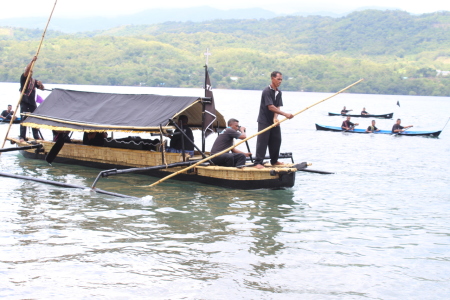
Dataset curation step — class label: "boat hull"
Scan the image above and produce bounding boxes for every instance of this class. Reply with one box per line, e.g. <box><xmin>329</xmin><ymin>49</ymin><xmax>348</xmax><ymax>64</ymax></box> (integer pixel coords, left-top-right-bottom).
<box><xmin>328</xmin><ymin>112</ymin><xmax>393</xmax><ymax>119</ymax></box>
<box><xmin>0</xmin><ymin>117</ymin><xmax>21</xmax><ymax>124</ymax></box>
<box><xmin>14</xmin><ymin>138</ymin><xmax>297</xmax><ymax>190</ymax></box>
<box><xmin>315</xmin><ymin>124</ymin><xmax>441</xmax><ymax>137</ymax></box>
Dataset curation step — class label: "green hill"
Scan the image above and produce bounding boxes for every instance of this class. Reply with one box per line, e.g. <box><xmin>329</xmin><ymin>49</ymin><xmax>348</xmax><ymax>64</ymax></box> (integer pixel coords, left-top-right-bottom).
<box><xmin>1</xmin><ymin>10</ymin><xmax>450</xmax><ymax>96</ymax></box>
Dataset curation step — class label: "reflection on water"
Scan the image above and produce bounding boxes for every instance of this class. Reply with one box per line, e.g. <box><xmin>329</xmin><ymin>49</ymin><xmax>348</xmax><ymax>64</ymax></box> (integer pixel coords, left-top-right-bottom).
<box><xmin>1</xmin><ymin>84</ymin><xmax>450</xmax><ymax>298</ymax></box>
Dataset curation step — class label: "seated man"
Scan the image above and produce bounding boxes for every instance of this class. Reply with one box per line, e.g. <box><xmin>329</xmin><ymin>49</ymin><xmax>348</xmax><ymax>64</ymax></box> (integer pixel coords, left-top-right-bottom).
<box><xmin>210</xmin><ymin>118</ymin><xmax>251</xmax><ymax>167</ymax></box>
<box><xmin>361</xmin><ymin>107</ymin><xmax>370</xmax><ymax>115</ymax></box>
<box><xmin>341</xmin><ymin>116</ymin><xmax>358</xmax><ymax>131</ymax></box>
<box><xmin>341</xmin><ymin>106</ymin><xmax>352</xmax><ymax>115</ymax></box>
<box><xmin>366</xmin><ymin>120</ymin><xmax>380</xmax><ymax>133</ymax></box>
<box><xmin>166</xmin><ymin>115</ymin><xmax>195</xmax><ymax>156</ymax></box>
<box><xmin>83</xmin><ymin>132</ymin><xmax>107</xmax><ymax>146</ymax></box>
<box><xmin>392</xmin><ymin>119</ymin><xmax>413</xmax><ymax>133</ymax></box>
<box><xmin>1</xmin><ymin>104</ymin><xmax>16</xmax><ymax>121</ymax></box>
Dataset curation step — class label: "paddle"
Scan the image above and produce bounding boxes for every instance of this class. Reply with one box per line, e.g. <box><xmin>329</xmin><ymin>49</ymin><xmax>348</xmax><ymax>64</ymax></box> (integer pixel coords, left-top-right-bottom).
<box><xmin>147</xmin><ymin>79</ymin><xmax>364</xmax><ymax>188</ymax></box>
<box><xmin>245</xmin><ymin>141</ymin><xmax>254</xmax><ymax>163</ymax></box>
<box><xmin>45</xmin><ymin>132</ymin><xmax>68</xmax><ymax>164</ymax></box>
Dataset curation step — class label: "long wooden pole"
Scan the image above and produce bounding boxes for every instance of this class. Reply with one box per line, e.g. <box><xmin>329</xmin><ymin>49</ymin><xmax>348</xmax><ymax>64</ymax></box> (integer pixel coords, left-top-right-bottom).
<box><xmin>1</xmin><ymin>0</ymin><xmax>58</xmax><ymax>151</ymax></box>
<box><xmin>147</xmin><ymin>78</ymin><xmax>364</xmax><ymax>187</ymax></box>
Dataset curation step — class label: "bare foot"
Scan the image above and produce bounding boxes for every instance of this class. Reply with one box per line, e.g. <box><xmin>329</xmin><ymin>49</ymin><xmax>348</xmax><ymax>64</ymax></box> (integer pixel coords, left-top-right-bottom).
<box><xmin>19</xmin><ymin>138</ymin><xmax>25</xmax><ymax>143</ymax></box>
<box><xmin>272</xmin><ymin>161</ymin><xmax>286</xmax><ymax>166</ymax></box>
<box><xmin>254</xmin><ymin>164</ymin><xmax>265</xmax><ymax>169</ymax></box>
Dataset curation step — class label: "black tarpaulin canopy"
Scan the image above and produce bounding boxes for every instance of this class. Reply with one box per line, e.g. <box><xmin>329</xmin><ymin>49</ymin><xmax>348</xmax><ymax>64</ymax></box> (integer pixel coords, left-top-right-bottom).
<box><xmin>22</xmin><ymin>89</ymin><xmax>226</xmax><ymax>133</ymax></box>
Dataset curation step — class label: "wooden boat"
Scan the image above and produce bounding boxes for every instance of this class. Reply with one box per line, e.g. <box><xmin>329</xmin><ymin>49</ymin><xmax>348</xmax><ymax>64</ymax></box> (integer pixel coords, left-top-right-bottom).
<box><xmin>328</xmin><ymin>112</ymin><xmax>393</xmax><ymax>119</ymax></box>
<box><xmin>8</xmin><ymin>137</ymin><xmax>304</xmax><ymax>189</ymax></box>
<box><xmin>315</xmin><ymin>123</ymin><xmax>442</xmax><ymax>137</ymax></box>
<box><xmin>4</xmin><ymin>85</ymin><xmax>318</xmax><ymax>190</ymax></box>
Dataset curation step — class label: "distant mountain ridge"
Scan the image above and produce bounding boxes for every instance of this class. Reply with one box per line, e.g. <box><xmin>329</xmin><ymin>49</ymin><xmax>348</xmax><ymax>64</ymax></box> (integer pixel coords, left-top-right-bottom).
<box><xmin>0</xmin><ymin>5</ymin><xmax>379</xmax><ymax>33</ymax></box>
<box><xmin>1</xmin><ymin>9</ymin><xmax>450</xmax><ymax>96</ymax></box>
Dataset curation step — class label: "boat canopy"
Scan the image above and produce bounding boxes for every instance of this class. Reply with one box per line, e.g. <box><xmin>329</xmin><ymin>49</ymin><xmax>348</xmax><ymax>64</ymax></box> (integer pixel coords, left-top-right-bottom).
<box><xmin>22</xmin><ymin>89</ymin><xmax>226</xmax><ymax>133</ymax></box>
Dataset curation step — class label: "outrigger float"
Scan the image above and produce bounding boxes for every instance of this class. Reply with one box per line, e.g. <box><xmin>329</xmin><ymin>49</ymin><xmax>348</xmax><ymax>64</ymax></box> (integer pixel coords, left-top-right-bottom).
<box><xmin>5</xmin><ymin>87</ymin><xmax>326</xmax><ymax>190</ymax></box>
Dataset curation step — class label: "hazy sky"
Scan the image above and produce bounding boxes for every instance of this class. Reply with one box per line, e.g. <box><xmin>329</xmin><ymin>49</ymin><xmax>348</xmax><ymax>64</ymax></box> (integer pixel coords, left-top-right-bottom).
<box><xmin>1</xmin><ymin>0</ymin><xmax>449</xmax><ymax>19</ymax></box>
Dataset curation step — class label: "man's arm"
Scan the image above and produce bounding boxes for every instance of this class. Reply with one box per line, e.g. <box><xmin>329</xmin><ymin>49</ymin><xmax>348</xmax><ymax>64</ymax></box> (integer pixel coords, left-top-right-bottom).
<box><xmin>268</xmin><ymin>105</ymin><xmax>293</xmax><ymax>119</ymax></box>
<box><xmin>24</xmin><ymin>56</ymin><xmax>37</xmax><ymax>77</ymax></box>
<box><xmin>237</xmin><ymin>126</ymin><xmax>247</xmax><ymax>140</ymax></box>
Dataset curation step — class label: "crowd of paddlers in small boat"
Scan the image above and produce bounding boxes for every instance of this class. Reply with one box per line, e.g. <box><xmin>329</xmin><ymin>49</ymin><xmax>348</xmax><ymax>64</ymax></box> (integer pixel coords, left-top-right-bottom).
<box><xmin>317</xmin><ymin>105</ymin><xmax>446</xmax><ymax>137</ymax></box>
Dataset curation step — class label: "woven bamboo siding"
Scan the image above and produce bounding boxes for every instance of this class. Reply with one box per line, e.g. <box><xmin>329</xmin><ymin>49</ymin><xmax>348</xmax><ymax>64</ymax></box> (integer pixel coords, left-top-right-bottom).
<box><xmin>17</xmin><ymin>139</ymin><xmax>183</xmax><ymax>168</ymax></box>
<box><xmin>196</xmin><ymin>165</ymin><xmax>298</xmax><ymax>180</ymax></box>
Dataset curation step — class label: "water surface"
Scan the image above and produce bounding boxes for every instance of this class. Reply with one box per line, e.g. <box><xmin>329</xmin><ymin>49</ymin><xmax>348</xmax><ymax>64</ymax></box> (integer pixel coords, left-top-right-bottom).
<box><xmin>1</xmin><ymin>82</ymin><xmax>449</xmax><ymax>299</ymax></box>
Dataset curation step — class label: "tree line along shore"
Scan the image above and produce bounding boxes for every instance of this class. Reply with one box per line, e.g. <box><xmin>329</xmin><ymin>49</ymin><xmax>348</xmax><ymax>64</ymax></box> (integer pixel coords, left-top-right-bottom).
<box><xmin>1</xmin><ymin>9</ymin><xmax>450</xmax><ymax>96</ymax></box>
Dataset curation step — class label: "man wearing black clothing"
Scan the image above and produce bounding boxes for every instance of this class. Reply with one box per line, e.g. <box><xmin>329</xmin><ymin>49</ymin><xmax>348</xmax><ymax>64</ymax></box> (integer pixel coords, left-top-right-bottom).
<box><xmin>392</xmin><ymin>119</ymin><xmax>413</xmax><ymax>133</ymax></box>
<box><xmin>366</xmin><ymin>120</ymin><xmax>380</xmax><ymax>133</ymax></box>
<box><xmin>19</xmin><ymin>56</ymin><xmax>44</xmax><ymax>141</ymax></box>
<box><xmin>210</xmin><ymin>118</ymin><xmax>251</xmax><ymax>167</ymax></box>
<box><xmin>254</xmin><ymin>71</ymin><xmax>294</xmax><ymax>169</ymax></box>
<box><xmin>1</xmin><ymin>105</ymin><xmax>15</xmax><ymax>121</ymax></box>
<box><xmin>341</xmin><ymin>106</ymin><xmax>352</xmax><ymax>115</ymax></box>
<box><xmin>167</xmin><ymin>115</ymin><xmax>195</xmax><ymax>157</ymax></box>
<box><xmin>341</xmin><ymin>116</ymin><xmax>358</xmax><ymax>131</ymax></box>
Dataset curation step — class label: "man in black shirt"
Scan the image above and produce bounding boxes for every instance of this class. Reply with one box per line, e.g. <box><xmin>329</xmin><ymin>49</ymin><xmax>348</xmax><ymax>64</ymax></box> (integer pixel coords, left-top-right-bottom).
<box><xmin>366</xmin><ymin>120</ymin><xmax>380</xmax><ymax>133</ymax></box>
<box><xmin>254</xmin><ymin>71</ymin><xmax>294</xmax><ymax>169</ymax></box>
<box><xmin>167</xmin><ymin>115</ymin><xmax>195</xmax><ymax>157</ymax></box>
<box><xmin>341</xmin><ymin>106</ymin><xmax>352</xmax><ymax>115</ymax></box>
<box><xmin>19</xmin><ymin>56</ymin><xmax>44</xmax><ymax>141</ymax></box>
<box><xmin>392</xmin><ymin>119</ymin><xmax>413</xmax><ymax>133</ymax></box>
<box><xmin>210</xmin><ymin>118</ymin><xmax>251</xmax><ymax>167</ymax></box>
<box><xmin>341</xmin><ymin>116</ymin><xmax>358</xmax><ymax>131</ymax></box>
<box><xmin>361</xmin><ymin>107</ymin><xmax>370</xmax><ymax>115</ymax></box>
<box><xmin>1</xmin><ymin>105</ymin><xmax>15</xmax><ymax>121</ymax></box>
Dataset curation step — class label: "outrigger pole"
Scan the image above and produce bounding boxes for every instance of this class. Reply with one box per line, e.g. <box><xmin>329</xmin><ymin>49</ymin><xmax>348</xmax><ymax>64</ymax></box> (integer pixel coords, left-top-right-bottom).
<box><xmin>0</xmin><ymin>171</ymin><xmax>137</xmax><ymax>199</ymax></box>
<box><xmin>147</xmin><ymin>78</ymin><xmax>364</xmax><ymax>188</ymax></box>
<box><xmin>1</xmin><ymin>0</ymin><xmax>58</xmax><ymax>152</ymax></box>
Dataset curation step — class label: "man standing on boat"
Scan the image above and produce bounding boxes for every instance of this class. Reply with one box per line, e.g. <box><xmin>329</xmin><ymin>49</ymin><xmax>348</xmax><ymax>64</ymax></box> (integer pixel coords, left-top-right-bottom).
<box><xmin>210</xmin><ymin>118</ymin><xmax>251</xmax><ymax>167</ymax></box>
<box><xmin>19</xmin><ymin>56</ymin><xmax>45</xmax><ymax>142</ymax></box>
<box><xmin>341</xmin><ymin>116</ymin><xmax>358</xmax><ymax>131</ymax></box>
<box><xmin>392</xmin><ymin>119</ymin><xmax>413</xmax><ymax>133</ymax></box>
<box><xmin>254</xmin><ymin>71</ymin><xmax>294</xmax><ymax>169</ymax></box>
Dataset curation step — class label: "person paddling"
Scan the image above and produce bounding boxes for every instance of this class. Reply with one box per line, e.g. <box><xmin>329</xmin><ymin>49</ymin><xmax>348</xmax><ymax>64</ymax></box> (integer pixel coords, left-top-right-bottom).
<box><xmin>366</xmin><ymin>120</ymin><xmax>380</xmax><ymax>133</ymax></box>
<box><xmin>341</xmin><ymin>116</ymin><xmax>358</xmax><ymax>131</ymax></box>
<box><xmin>1</xmin><ymin>105</ymin><xmax>16</xmax><ymax>121</ymax></box>
<box><xmin>392</xmin><ymin>119</ymin><xmax>413</xmax><ymax>133</ymax></box>
<box><xmin>341</xmin><ymin>106</ymin><xmax>352</xmax><ymax>115</ymax></box>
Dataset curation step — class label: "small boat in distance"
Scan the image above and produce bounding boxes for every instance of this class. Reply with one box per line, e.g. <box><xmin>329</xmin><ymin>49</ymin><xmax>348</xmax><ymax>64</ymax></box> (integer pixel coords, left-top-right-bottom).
<box><xmin>328</xmin><ymin>112</ymin><xmax>394</xmax><ymax>119</ymax></box>
<box><xmin>0</xmin><ymin>117</ymin><xmax>21</xmax><ymax>124</ymax></box>
<box><xmin>315</xmin><ymin>124</ymin><xmax>442</xmax><ymax>137</ymax></box>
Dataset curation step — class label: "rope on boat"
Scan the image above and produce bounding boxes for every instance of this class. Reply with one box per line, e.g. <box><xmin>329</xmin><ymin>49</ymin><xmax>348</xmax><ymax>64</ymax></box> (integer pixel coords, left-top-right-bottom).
<box><xmin>147</xmin><ymin>79</ymin><xmax>364</xmax><ymax>188</ymax></box>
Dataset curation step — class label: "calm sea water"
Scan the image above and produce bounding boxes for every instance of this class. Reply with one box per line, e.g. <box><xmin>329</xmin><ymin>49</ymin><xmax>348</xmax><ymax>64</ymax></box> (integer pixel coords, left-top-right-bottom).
<box><xmin>0</xmin><ymin>82</ymin><xmax>449</xmax><ymax>299</ymax></box>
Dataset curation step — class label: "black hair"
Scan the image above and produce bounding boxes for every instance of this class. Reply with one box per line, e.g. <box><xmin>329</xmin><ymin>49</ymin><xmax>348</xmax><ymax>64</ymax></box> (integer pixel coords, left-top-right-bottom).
<box><xmin>271</xmin><ymin>71</ymin><xmax>282</xmax><ymax>78</ymax></box>
<box><xmin>228</xmin><ymin>118</ymin><xmax>239</xmax><ymax>126</ymax></box>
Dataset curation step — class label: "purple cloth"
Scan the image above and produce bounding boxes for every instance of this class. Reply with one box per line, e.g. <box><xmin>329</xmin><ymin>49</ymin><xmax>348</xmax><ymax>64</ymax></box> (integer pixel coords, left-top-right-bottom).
<box><xmin>36</xmin><ymin>94</ymin><xmax>44</xmax><ymax>104</ymax></box>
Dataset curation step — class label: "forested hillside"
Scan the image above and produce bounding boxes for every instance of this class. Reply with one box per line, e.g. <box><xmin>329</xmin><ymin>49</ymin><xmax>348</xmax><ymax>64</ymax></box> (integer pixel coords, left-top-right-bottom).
<box><xmin>1</xmin><ymin>10</ymin><xmax>450</xmax><ymax>95</ymax></box>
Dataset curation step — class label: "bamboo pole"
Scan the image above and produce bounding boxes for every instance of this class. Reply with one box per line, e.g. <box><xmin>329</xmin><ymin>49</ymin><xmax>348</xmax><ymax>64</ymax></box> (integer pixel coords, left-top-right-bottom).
<box><xmin>147</xmin><ymin>78</ymin><xmax>364</xmax><ymax>187</ymax></box>
<box><xmin>1</xmin><ymin>0</ymin><xmax>58</xmax><ymax>151</ymax></box>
